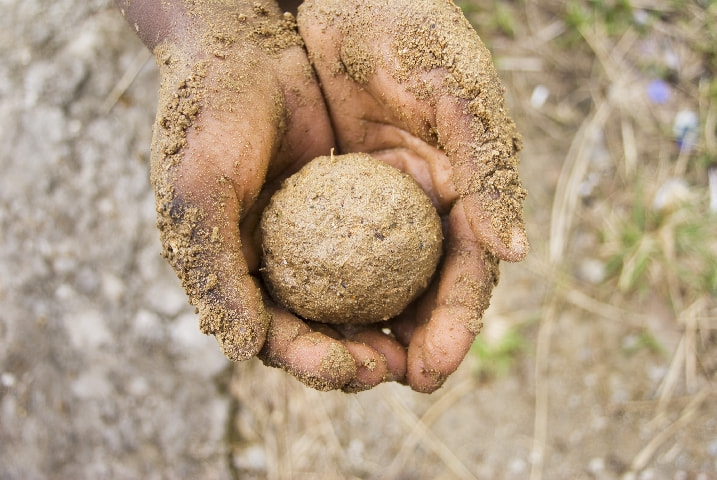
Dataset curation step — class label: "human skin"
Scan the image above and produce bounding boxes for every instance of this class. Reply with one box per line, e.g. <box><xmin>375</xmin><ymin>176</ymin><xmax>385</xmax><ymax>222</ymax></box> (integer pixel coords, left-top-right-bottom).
<box><xmin>114</xmin><ymin>0</ymin><xmax>528</xmax><ymax>393</ymax></box>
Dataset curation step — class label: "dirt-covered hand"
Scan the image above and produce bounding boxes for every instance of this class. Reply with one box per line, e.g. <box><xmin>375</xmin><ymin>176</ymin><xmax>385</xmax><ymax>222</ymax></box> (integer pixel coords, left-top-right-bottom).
<box><xmin>115</xmin><ymin>0</ymin><xmax>404</xmax><ymax>392</ymax></box>
<box><xmin>297</xmin><ymin>0</ymin><xmax>529</xmax><ymax>392</ymax></box>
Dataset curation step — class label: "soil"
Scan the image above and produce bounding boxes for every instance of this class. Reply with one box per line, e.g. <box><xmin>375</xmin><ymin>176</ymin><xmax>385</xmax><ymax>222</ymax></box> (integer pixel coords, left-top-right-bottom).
<box><xmin>261</xmin><ymin>152</ymin><xmax>443</xmax><ymax>324</ymax></box>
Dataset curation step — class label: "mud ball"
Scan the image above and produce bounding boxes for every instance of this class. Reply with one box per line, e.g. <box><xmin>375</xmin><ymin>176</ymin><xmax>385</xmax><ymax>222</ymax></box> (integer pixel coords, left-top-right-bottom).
<box><xmin>260</xmin><ymin>152</ymin><xmax>443</xmax><ymax>325</ymax></box>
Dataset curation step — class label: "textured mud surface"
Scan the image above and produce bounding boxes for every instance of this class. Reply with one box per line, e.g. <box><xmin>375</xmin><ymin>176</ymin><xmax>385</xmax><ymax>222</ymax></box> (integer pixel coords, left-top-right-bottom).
<box><xmin>261</xmin><ymin>153</ymin><xmax>443</xmax><ymax>324</ymax></box>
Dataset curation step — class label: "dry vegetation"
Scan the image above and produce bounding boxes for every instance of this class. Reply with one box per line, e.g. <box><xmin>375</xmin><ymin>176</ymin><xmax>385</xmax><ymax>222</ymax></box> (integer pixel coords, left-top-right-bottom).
<box><xmin>226</xmin><ymin>1</ymin><xmax>717</xmax><ymax>479</ymax></box>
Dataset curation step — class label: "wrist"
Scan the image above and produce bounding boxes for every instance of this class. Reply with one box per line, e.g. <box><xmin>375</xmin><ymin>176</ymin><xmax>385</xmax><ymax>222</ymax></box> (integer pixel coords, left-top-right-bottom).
<box><xmin>117</xmin><ymin>0</ymin><xmax>304</xmax><ymax>63</ymax></box>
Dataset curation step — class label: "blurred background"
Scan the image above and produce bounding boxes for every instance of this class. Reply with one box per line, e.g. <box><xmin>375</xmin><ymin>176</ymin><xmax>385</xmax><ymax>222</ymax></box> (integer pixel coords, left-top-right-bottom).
<box><xmin>1</xmin><ymin>0</ymin><xmax>715</xmax><ymax>479</ymax></box>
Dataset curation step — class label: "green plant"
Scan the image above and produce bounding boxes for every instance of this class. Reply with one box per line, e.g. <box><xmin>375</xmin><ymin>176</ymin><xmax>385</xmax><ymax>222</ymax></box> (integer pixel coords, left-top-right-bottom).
<box><xmin>603</xmin><ymin>183</ymin><xmax>717</xmax><ymax>299</ymax></box>
<box><xmin>471</xmin><ymin>326</ymin><xmax>527</xmax><ymax>379</ymax></box>
<box><xmin>673</xmin><ymin>211</ymin><xmax>717</xmax><ymax>294</ymax></box>
<box><xmin>622</xmin><ymin>330</ymin><xmax>667</xmax><ymax>356</ymax></box>
<box><xmin>459</xmin><ymin>0</ymin><xmax>522</xmax><ymax>40</ymax></box>
<box><xmin>562</xmin><ymin>0</ymin><xmax>637</xmax><ymax>46</ymax></box>
<box><xmin>493</xmin><ymin>3</ymin><xmax>517</xmax><ymax>37</ymax></box>
<box><xmin>603</xmin><ymin>185</ymin><xmax>657</xmax><ymax>293</ymax></box>
<box><xmin>456</xmin><ymin>1</ymin><xmax>480</xmax><ymax>14</ymax></box>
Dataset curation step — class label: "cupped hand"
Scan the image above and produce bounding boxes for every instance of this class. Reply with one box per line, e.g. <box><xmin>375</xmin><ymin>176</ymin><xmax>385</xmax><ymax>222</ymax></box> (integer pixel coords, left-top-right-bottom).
<box><xmin>119</xmin><ymin>0</ymin><xmax>529</xmax><ymax>394</ymax></box>
<box><xmin>119</xmin><ymin>0</ymin><xmax>405</xmax><ymax>391</ymax></box>
<box><xmin>297</xmin><ymin>0</ymin><xmax>529</xmax><ymax>392</ymax></box>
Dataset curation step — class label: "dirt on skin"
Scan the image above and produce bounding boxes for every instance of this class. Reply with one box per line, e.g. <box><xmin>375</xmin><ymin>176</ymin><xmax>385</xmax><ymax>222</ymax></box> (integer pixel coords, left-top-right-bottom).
<box><xmin>260</xmin><ymin>152</ymin><xmax>443</xmax><ymax>324</ymax></box>
<box><xmin>150</xmin><ymin>1</ymin><xmax>303</xmax><ymax>361</ymax></box>
<box><xmin>300</xmin><ymin>0</ymin><xmax>527</xmax><ymax>250</ymax></box>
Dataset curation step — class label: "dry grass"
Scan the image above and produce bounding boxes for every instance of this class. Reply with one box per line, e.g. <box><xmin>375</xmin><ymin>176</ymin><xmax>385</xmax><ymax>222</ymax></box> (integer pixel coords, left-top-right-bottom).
<box><xmin>227</xmin><ymin>1</ymin><xmax>717</xmax><ymax>479</ymax></box>
<box><xmin>507</xmin><ymin>2</ymin><xmax>717</xmax><ymax>478</ymax></box>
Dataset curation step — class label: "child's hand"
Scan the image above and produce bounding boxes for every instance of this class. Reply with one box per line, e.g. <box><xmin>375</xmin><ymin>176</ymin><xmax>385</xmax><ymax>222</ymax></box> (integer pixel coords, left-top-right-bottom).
<box><xmin>297</xmin><ymin>0</ymin><xmax>528</xmax><ymax>392</ymax></box>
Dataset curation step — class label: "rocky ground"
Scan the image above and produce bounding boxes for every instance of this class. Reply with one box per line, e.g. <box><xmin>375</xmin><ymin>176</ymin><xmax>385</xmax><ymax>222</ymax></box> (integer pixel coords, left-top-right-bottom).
<box><xmin>2</xmin><ymin>1</ymin><xmax>716</xmax><ymax>480</ymax></box>
<box><xmin>1</xmin><ymin>2</ymin><xmax>231</xmax><ymax>478</ymax></box>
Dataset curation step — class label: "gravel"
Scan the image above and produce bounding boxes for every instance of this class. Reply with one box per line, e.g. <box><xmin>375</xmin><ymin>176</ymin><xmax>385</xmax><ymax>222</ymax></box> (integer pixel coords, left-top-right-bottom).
<box><xmin>0</xmin><ymin>2</ymin><xmax>232</xmax><ymax>478</ymax></box>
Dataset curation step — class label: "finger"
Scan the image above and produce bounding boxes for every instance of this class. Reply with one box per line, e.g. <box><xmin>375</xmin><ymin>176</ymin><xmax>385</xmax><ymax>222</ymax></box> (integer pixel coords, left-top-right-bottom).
<box><xmin>390</xmin><ymin>307</ymin><xmax>418</xmax><ymax>347</ymax></box>
<box><xmin>340</xmin><ymin>341</ymin><xmax>389</xmax><ymax>392</ymax></box>
<box><xmin>153</xmin><ymin>128</ymin><xmax>275</xmax><ymax>361</ymax></box>
<box><xmin>370</xmin><ymin>140</ymin><xmax>457</xmax><ymax>214</ymax></box>
<box><xmin>259</xmin><ymin>306</ymin><xmax>358</xmax><ymax>391</ymax></box>
<box><xmin>156</xmin><ymin>140</ymin><xmax>272</xmax><ymax>361</ymax></box>
<box><xmin>436</xmin><ymin>94</ymin><xmax>529</xmax><ymax>262</ymax></box>
<box><xmin>272</xmin><ymin>45</ymin><xmax>337</xmax><ymax>177</ymax></box>
<box><xmin>407</xmin><ymin>199</ymin><xmax>499</xmax><ymax>393</ymax></box>
<box><xmin>114</xmin><ymin>0</ymin><xmax>191</xmax><ymax>51</ymax></box>
<box><xmin>339</xmin><ymin>328</ymin><xmax>407</xmax><ymax>383</ymax></box>
<box><xmin>150</xmin><ymin>6</ymin><xmax>335</xmax><ymax>360</ymax></box>
<box><xmin>389</xmin><ymin>279</ymin><xmax>437</xmax><ymax>347</ymax></box>
<box><xmin>308</xmin><ymin>322</ymin><xmax>402</xmax><ymax>389</ymax></box>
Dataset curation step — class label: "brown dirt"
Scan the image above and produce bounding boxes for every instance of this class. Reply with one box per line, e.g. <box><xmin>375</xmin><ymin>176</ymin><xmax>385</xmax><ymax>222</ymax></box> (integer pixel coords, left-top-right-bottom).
<box><xmin>260</xmin><ymin>152</ymin><xmax>443</xmax><ymax>324</ymax></box>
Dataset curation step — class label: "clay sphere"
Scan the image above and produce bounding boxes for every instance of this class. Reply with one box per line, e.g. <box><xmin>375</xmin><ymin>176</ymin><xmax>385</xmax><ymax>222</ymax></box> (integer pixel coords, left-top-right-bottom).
<box><xmin>260</xmin><ymin>152</ymin><xmax>443</xmax><ymax>324</ymax></box>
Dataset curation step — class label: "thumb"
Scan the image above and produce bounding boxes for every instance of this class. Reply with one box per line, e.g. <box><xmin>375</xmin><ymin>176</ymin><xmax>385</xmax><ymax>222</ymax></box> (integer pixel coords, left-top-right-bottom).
<box><xmin>436</xmin><ymin>93</ymin><xmax>529</xmax><ymax>262</ymax></box>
